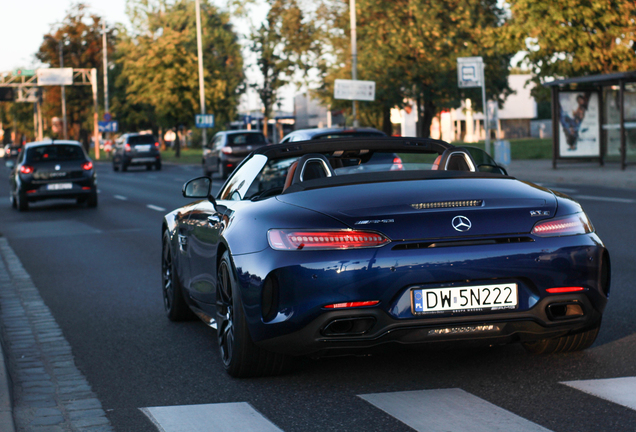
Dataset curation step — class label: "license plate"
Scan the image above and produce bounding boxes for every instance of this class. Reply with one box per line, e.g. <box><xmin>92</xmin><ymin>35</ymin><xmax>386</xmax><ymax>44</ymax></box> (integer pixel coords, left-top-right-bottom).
<box><xmin>135</xmin><ymin>145</ymin><xmax>151</xmax><ymax>152</ymax></box>
<box><xmin>412</xmin><ymin>283</ymin><xmax>518</xmax><ymax>314</ymax></box>
<box><xmin>47</xmin><ymin>183</ymin><xmax>73</xmax><ymax>190</ymax></box>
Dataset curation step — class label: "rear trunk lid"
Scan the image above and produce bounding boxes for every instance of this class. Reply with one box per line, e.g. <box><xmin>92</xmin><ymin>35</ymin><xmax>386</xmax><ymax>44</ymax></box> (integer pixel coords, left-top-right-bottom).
<box><xmin>276</xmin><ymin>178</ymin><xmax>557</xmax><ymax>240</ymax></box>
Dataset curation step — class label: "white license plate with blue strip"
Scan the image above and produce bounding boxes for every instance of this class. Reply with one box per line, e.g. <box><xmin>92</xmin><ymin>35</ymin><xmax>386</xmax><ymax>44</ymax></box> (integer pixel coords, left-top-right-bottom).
<box><xmin>412</xmin><ymin>283</ymin><xmax>518</xmax><ymax>314</ymax></box>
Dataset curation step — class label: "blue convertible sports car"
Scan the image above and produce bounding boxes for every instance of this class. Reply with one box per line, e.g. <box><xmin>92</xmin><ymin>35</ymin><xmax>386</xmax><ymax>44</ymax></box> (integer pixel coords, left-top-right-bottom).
<box><xmin>162</xmin><ymin>137</ymin><xmax>610</xmax><ymax>377</ymax></box>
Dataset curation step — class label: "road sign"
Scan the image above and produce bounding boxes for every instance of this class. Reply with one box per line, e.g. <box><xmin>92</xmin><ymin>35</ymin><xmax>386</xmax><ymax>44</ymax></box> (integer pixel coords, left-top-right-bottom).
<box><xmin>195</xmin><ymin>114</ymin><xmax>215</xmax><ymax>128</ymax></box>
<box><xmin>98</xmin><ymin>121</ymin><xmax>119</xmax><ymax>132</ymax></box>
<box><xmin>37</xmin><ymin>68</ymin><xmax>73</xmax><ymax>86</ymax></box>
<box><xmin>14</xmin><ymin>69</ymin><xmax>36</xmax><ymax>77</ymax></box>
<box><xmin>457</xmin><ymin>57</ymin><xmax>484</xmax><ymax>88</ymax></box>
<box><xmin>104</xmin><ymin>113</ymin><xmax>112</xmax><ymax>122</ymax></box>
<box><xmin>334</xmin><ymin>79</ymin><xmax>376</xmax><ymax>101</ymax></box>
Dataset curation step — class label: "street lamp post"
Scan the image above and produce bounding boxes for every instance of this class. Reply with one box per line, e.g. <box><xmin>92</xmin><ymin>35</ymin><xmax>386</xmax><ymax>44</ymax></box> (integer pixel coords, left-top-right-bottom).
<box><xmin>195</xmin><ymin>0</ymin><xmax>207</xmax><ymax>149</ymax></box>
<box><xmin>349</xmin><ymin>0</ymin><xmax>359</xmax><ymax>128</ymax></box>
<box><xmin>59</xmin><ymin>39</ymin><xmax>68</xmax><ymax>139</ymax></box>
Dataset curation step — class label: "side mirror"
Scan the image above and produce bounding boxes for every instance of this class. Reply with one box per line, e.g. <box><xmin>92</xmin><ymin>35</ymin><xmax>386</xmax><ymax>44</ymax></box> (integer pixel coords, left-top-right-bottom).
<box><xmin>183</xmin><ymin>176</ymin><xmax>212</xmax><ymax>200</ymax></box>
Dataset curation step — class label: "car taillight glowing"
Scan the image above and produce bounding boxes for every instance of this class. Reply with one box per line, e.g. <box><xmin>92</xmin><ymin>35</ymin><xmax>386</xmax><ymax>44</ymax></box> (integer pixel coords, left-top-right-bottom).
<box><xmin>221</xmin><ymin>147</ymin><xmax>233</xmax><ymax>155</ymax></box>
<box><xmin>531</xmin><ymin>213</ymin><xmax>593</xmax><ymax>237</ymax></box>
<box><xmin>268</xmin><ymin>229</ymin><xmax>390</xmax><ymax>250</ymax></box>
<box><xmin>155</xmin><ymin>142</ymin><xmax>160</xmax><ymax>148</ymax></box>
<box><xmin>20</xmin><ymin>165</ymin><xmax>34</xmax><ymax>174</ymax></box>
<box><xmin>546</xmin><ymin>287</ymin><xmax>586</xmax><ymax>294</ymax></box>
<box><xmin>324</xmin><ymin>301</ymin><xmax>380</xmax><ymax>309</ymax></box>
<box><xmin>82</xmin><ymin>161</ymin><xmax>93</xmax><ymax>170</ymax></box>
<box><xmin>125</xmin><ymin>143</ymin><xmax>131</xmax><ymax>151</ymax></box>
<box><xmin>391</xmin><ymin>156</ymin><xmax>404</xmax><ymax>171</ymax></box>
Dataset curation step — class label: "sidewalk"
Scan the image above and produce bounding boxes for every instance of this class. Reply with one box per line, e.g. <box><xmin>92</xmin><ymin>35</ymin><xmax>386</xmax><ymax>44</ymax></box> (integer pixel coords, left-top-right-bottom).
<box><xmin>507</xmin><ymin>159</ymin><xmax>636</xmax><ymax>190</ymax></box>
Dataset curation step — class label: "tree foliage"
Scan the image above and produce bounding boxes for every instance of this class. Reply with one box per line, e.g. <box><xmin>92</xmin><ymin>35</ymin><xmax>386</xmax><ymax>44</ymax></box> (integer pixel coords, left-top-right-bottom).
<box><xmin>117</xmin><ymin>0</ymin><xmax>244</xmax><ymax>139</ymax></box>
<box><xmin>503</xmin><ymin>0</ymin><xmax>636</xmax><ymax>85</ymax></box>
<box><xmin>36</xmin><ymin>3</ymin><xmax>116</xmax><ymax>142</ymax></box>
<box><xmin>314</xmin><ymin>0</ymin><xmax>513</xmax><ymax>136</ymax></box>
<box><xmin>250</xmin><ymin>0</ymin><xmax>319</xmax><ymax>137</ymax></box>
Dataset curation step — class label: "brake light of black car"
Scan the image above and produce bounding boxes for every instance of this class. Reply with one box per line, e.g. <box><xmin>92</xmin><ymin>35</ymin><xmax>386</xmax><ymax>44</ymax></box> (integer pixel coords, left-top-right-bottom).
<box><xmin>125</xmin><ymin>143</ymin><xmax>132</xmax><ymax>151</ymax></box>
<box><xmin>546</xmin><ymin>287</ymin><xmax>586</xmax><ymax>294</ymax></box>
<box><xmin>82</xmin><ymin>161</ymin><xmax>93</xmax><ymax>171</ymax></box>
<box><xmin>221</xmin><ymin>147</ymin><xmax>233</xmax><ymax>155</ymax></box>
<box><xmin>531</xmin><ymin>213</ymin><xmax>593</xmax><ymax>237</ymax></box>
<box><xmin>155</xmin><ymin>142</ymin><xmax>160</xmax><ymax>148</ymax></box>
<box><xmin>391</xmin><ymin>156</ymin><xmax>404</xmax><ymax>171</ymax></box>
<box><xmin>20</xmin><ymin>165</ymin><xmax>34</xmax><ymax>174</ymax></box>
<box><xmin>268</xmin><ymin>229</ymin><xmax>390</xmax><ymax>251</ymax></box>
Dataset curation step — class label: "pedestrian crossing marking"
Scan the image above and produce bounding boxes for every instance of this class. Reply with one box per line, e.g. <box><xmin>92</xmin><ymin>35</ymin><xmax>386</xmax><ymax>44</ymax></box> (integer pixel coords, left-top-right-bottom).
<box><xmin>359</xmin><ymin>388</ymin><xmax>552</xmax><ymax>432</ymax></box>
<box><xmin>140</xmin><ymin>402</ymin><xmax>282</xmax><ymax>432</ymax></box>
<box><xmin>562</xmin><ymin>376</ymin><xmax>636</xmax><ymax>411</ymax></box>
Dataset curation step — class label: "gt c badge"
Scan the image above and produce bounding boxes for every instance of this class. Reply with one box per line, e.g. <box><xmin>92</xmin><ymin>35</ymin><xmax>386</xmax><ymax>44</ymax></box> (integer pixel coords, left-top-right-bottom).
<box><xmin>452</xmin><ymin>215</ymin><xmax>472</xmax><ymax>232</ymax></box>
<box><xmin>530</xmin><ymin>210</ymin><xmax>550</xmax><ymax>217</ymax></box>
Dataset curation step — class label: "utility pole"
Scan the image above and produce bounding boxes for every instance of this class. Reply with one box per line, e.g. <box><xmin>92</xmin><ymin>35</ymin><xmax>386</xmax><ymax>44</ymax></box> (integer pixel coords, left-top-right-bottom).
<box><xmin>349</xmin><ymin>0</ymin><xmax>359</xmax><ymax>127</ymax></box>
<box><xmin>195</xmin><ymin>0</ymin><xmax>207</xmax><ymax>149</ymax></box>
<box><xmin>102</xmin><ymin>20</ymin><xmax>109</xmax><ymax>116</ymax></box>
<box><xmin>59</xmin><ymin>39</ymin><xmax>68</xmax><ymax>139</ymax></box>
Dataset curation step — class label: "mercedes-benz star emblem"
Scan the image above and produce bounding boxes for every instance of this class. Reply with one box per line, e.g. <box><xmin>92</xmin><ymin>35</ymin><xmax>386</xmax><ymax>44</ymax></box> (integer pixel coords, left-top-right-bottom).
<box><xmin>452</xmin><ymin>215</ymin><xmax>472</xmax><ymax>232</ymax></box>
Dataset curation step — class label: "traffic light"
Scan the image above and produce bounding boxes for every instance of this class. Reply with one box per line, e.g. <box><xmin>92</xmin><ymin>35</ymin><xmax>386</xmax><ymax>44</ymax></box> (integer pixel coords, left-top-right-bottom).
<box><xmin>0</xmin><ymin>88</ymin><xmax>14</xmax><ymax>101</ymax></box>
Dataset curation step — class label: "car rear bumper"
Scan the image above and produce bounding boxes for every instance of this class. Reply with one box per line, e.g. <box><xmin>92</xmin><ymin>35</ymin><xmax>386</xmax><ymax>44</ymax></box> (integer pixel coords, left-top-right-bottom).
<box><xmin>22</xmin><ymin>179</ymin><xmax>96</xmax><ymax>202</ymax></box>
<box><xmin>123</xmin><ymin>154</ymin><xmax>161</xmax><ymax>165</ymax></box>
<box><xmin>231</xmin><ymin>233</ymin><xmax>610</xmax><ymax>356</ymax></box>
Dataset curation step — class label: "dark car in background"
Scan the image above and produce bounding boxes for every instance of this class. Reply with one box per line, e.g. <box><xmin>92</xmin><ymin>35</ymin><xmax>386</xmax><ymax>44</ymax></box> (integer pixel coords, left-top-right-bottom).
<box><xmin>202</xmin><ymin>130</ymin><xmax>268</xmax><ymax>179</ymax></box>
<box><xmin>9</xmin><ymin>140</ymin><xmax>97</xmax><ymax>211</ymax></box>
<box><xmin>112</xmin><ymin>133</ymin><xmax>161</xmax><ymax>172</ymax></box>
<box><xmin>280</xmin><ymin>127</ymin><xmax>386</xmax><ymax>143</ymax></box>
<box><xmin>4</xmin><ymin>144</ymin><xmax>22</xmax><ymax>162</ymax></box>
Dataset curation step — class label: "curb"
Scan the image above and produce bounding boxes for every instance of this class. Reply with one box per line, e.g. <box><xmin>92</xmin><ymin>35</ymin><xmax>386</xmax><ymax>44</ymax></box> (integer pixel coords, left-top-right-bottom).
<box><xmin>0</xmin><ymin>336</ymin><xmax>15</xmax><ymax>432</ymax></box>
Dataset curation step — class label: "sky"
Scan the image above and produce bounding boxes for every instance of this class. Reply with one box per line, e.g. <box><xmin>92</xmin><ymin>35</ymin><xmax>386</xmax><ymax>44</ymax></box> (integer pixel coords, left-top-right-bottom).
<box><xmin>0</xmin><ymin>0</ymin><xmax>292</xmax><ymax>112</ymax></box>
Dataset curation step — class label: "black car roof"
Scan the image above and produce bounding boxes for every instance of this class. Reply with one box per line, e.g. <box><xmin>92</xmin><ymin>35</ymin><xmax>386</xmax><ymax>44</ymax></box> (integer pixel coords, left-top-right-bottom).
<box><xmin>24</xmin><ymin>140</ymin><xmax>83</xmax><ymax>149</ymax></box>
<box><xmin>255</xmin><ymin>136</ymin><xmax>454</xmax><ymax>159</ymax></box>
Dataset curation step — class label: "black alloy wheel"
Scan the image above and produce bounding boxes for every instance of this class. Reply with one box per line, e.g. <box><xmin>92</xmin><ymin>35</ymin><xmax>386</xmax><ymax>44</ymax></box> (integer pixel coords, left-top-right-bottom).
<box><xmin>162</xmin><ymin>232</ymin><xmax>194</xmax><ymax>321</ymax></box>
<box><xmin>216</xmin><ymin>251</ymin><xmax>290</xmax><ymax>378</ymax></box>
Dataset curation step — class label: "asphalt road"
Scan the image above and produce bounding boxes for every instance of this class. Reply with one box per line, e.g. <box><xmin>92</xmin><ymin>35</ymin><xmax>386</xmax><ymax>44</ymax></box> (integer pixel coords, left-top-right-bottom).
<box><xmin>0</xmin><ymin>160</ymin><xmax>635</xmax><ymax>432</ymax></box>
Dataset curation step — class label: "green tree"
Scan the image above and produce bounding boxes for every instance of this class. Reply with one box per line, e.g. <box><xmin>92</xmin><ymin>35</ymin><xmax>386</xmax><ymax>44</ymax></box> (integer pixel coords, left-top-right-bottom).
<box><xmin>37</xmin><ymin>3</ymin><xmax>116</xmax><ymax>144</ymax></box>
<box><xmin>250</xmin><ymin>0</ymin><xmax>318</xmax><ymax>138</ymax></box>
<box><xmin>315</xmin><ymin>0</ymin><xmax>512</xmax><ymax>137</ymax></box>
<box><xmin>503</xmin><ymin>0</ymin><xmax>636</xmax><ymax>86</ymax></box>
<box><xmin>118</xmin><ymin>0</ymin><xmax>245</xmax><ymax>145</ymax></box>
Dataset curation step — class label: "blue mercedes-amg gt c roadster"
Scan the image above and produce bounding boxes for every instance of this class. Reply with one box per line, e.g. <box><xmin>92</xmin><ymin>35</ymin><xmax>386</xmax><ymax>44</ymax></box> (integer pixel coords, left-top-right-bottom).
<box><xmin>161</xmin><ymin>137</ymin><xmax>610</xmax><ymax>377</ymax></box>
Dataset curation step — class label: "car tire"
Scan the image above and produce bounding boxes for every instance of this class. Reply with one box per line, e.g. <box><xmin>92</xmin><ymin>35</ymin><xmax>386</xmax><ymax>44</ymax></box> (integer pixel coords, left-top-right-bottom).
<box><xmin>219</xmin><ymin>162</ymin><xmax>227</xmax><ymax>180</ymax></box>
<box><xmin>10</xmin><ymin>192</ymin><xmax>16</xmax><ymax>209</ymax></box>
<box><xmin>113</xmin><ymin>162</ymin><xmax>119</xmax><ymax>172</ymax></box>
<box><xmin>16</xmin><ymin>188</ymin><xmax>28</xmax><ymax>212</ymax></box>
<box><xmin>162</xmin><ymin>231</ymin><xmax>195</xmax><ymax>321</ymax></box>
<box><xmin>155</xmin><ymin>161</ymin><xmax>162</xmax><ymax>171</ymax></box>
<box><xmin>216</xmin><ymin>251</ymin><xmax>290</xmax><ymax>378</ymax></box>
<box><xmin>146</xmin><ymin>164</ymin><xmax>152</xmax><ymax>171</ymax></box>
<box><xmin>87</xmin><ymin>191</ymin><xmax>98</xmax><ymax>208</ymax></box>
<box><xmin>121</xmin><ymin>161</ymin><xmax>128</xmax><ymax>172</ymax></box>
<box><xmin>522</xmin><ymin>320</ymin><xmax>601</xmax><ymax>354</ymax></box>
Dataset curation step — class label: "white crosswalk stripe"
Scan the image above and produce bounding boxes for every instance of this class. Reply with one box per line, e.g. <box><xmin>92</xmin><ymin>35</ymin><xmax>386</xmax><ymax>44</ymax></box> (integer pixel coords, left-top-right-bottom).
<box><xmin>562</xmin><ymin>376</ymin><xmax>636</xmax><ymax>411</ymax></box>
<box><xmin>359</xmin><ymin>388</ymin><xmax>552</xmax><ymax>432</ymax></box>
<box><xmin>141</xmin><ymin>402</ymin><xmax>282</xmax><ymax>432</ymax></box>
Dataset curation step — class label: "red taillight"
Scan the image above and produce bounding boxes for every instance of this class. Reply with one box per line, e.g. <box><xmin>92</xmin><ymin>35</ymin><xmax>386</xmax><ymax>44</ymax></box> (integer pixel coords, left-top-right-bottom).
<box><xmin>26</xmin><ymin>189</ymin><xmax>37</xmax><ymax>194</ymax></box>
<box><xmin>155</xmin><ymin>142</ymin><xmax>159</xmax><ymax>148</ymax></box>
<box><xmin>546</xmin><ymin>287</ymin><xmax>586</xmax><ymax>294</ymax></box>
<box><xmin>391</xmin><ymin>156</ymin><xmax>404</xmax><ymax>171</ymax></box>
<box><xmin>82</xmin><ymin>161</ymin><xmax>93</xmax><ymax>171</ymax></box>
<box><xmin>324</xmin><ymin>301</ymin><xmax>380</xmax><ymax>309</ymax></box>
<box><xmin>125</xmin><ymin>143</ymin><xmax>131</xmax><ymax>151</ymax></box>
<box><xmin>81</xmin><ymin>186</ymin><xmax>92</xmax><ymax>190</ymax></box>
<box><xmin>268</xmin><ymin>229</ymin><xmax>390</xmax><ymax>251</ymax></box>
<box><xmin>221</xmin><ymin>146</ymin><xmax>233</xmax><ymax>155</ymax></box>
<box><xmin>20</xmin><ymin>165</ymin><xmax>34</xmax><ymax>174</ymax></box>
<box><xmin>531</xmin><ymin>213</ymin><xmax>593</xmax><ymax>237</ymax></box>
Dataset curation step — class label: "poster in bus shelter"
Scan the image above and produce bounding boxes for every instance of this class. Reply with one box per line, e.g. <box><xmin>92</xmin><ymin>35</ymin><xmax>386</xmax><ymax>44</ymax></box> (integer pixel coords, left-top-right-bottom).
<box><xmin>558</xmin><ymin>92</ymin><xmax>600</xmax><ymax>157</ymax></box>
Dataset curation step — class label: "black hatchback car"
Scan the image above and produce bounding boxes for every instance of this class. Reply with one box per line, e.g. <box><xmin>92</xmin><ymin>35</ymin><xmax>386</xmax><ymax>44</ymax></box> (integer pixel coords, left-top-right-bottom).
<box><xmin>202</xmin><ymin>130</ymin><xmax>267</xmax><ymax>178</ymax></box>
<box><xmin>9</xmin><ymin>140</ymin><xmax>97</xmax><ymax>211</ymax></box>
<box><xmin>112</xmin><ymin>133</ymin><xmax>161</xmax><ymax>171</ymax></box>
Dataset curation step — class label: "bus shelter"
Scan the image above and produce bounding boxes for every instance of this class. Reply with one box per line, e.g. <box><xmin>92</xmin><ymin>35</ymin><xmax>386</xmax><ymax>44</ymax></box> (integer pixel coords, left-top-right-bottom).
<box><xmin>544</xmin><ymin>71</ymin><xmax>636</xmax><ymax>170</ymax></box>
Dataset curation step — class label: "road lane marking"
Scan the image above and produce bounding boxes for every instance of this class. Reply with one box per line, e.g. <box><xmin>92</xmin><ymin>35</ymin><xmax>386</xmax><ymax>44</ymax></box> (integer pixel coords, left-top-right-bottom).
<box><xmin>114</xmin><ymin>195</ymin><xmax>128</xmax><ymax>200</ymax></box>
<box><xmin>147</xmin><ymin>204</ymin><xmax>166</xmax><ymax>212</ymax></box>
<box><xmin>359</xmin><ymin>389</ymin><xmax>552</xmax><ymax>432</ymax></box>
<box><xmin>562</xmin><ymin>377</ymin><xmax>636</xmax><ymax>411</ymax></box>
<box><xmin>573</xmin><ymin>195</ymin><xmax>635</xmax><ymax>203</ymax></box>
<box><xmin>140</xmin><ymin>402</ymin><xmax>282</xmax><ymax>432</ymax></box>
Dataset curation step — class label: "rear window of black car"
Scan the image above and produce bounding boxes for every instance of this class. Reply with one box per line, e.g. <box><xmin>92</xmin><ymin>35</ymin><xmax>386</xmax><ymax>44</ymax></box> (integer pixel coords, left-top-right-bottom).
<box><xmin>128</xmin><ymin>135</ymin><xmax>155</xmax><ymax>145</ymax></box>
<box><xmin>26</xmin><ymin>145</ymin><xmax>85</xmax><ymax>163</ymax></box>
<box><xmin>227</xmin><ymin>133</ymin><xmax>266</xmax><ymax>146</ymax></box>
